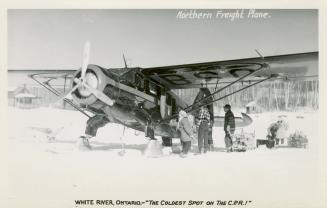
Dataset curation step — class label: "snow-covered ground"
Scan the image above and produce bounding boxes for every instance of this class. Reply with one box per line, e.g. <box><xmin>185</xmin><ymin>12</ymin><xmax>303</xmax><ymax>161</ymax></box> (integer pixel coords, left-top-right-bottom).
<box><xmin>5</xmin><ymin>107</ymin><xmax>321</xmax><ymax>208</ymax></box>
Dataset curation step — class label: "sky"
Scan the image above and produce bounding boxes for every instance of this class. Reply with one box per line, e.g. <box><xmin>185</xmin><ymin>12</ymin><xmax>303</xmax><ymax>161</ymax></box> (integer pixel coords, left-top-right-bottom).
<box><xmin>8</xmin><ymin>9</ymin><xmax>318</xmax><ymax>70</ymax></box>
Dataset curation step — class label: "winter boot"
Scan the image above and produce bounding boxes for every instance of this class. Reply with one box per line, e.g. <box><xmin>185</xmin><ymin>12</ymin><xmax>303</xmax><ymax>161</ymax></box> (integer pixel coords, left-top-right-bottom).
<box><xmin>195</xmin><ymin>147</ymin><xmax>203</xmax><ymax>155</ymax></box>
<box><xmin>204</xmin><ymin>147</ymin><xmax>209</xmax><ymax>154</ymax></box>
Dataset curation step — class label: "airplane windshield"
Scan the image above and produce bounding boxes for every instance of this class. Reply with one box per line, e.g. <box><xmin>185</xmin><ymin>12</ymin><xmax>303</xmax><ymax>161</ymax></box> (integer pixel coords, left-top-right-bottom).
<box><xmin>109</xmin><ymin>68</ymin><xmax>131</xmax><ymax>76</ymax></box>
<box><xmin>110</xmin><ymin>67</ymin><xmax>141</xmax><ymax>86</ymax></box>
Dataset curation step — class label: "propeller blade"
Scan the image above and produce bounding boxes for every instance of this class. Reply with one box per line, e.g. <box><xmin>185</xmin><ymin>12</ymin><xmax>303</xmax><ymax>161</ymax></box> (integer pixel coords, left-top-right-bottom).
<box><xmin>56</xmin><ymin>83</ymin><xmax>81</xmax><ymax>103</ymax></box>
<box><xmin>84</xmin><ymin>84</ymin><xmax>115</xmax><ymax>106</ymax></box>
<box><xmin>81</xmin><ymin>40</ymin><xmax>90</xmax><ymax>81</ymax></box>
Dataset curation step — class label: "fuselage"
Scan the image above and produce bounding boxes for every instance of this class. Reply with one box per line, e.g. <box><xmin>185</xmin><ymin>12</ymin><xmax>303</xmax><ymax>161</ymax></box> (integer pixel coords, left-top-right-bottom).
<box><xmin>70</xmin><ymin>64</ymin><xmax>185</xmax><ymax>138</ymax></box>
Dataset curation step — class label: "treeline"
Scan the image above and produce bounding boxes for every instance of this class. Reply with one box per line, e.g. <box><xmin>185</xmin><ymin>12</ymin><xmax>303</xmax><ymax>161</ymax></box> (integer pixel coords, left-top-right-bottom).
<box><xmin>17</xmin><ymin>79</ymin><xmax>319</xmax><ymax>113</ymax></box>
<box><xmin>173</xmin><ymin>79</ymin><xmax>319</xmax><ymax>112</ymax></box>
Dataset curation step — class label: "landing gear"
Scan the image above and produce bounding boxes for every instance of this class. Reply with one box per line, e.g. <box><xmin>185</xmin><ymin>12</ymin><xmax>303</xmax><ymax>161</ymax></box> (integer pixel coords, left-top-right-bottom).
<box><xmin>77</xmin><ymin>135</ymin><xmax>92</xmax><ymax>150</ymax></box>
<box><xmin>77</xmin><ymin>115</ymin><xmax>109</xmax><ymax>151</ymax></box>
<box><xmin>85</xmin><ymin>115</ymin><xmax>110</xmax><ymax>137</ymax></box>
<box><xmin>145</xmin><ymin>124</ymin><xmax>155</xmax><ymax>140</ymax></box>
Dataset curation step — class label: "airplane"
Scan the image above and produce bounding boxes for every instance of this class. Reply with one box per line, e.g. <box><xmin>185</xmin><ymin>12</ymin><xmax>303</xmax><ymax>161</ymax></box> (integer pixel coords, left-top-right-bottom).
<box><xmin>29</xmin><ymin>41</ymin><xmax>318</xmax><ymax>148</ymax></box>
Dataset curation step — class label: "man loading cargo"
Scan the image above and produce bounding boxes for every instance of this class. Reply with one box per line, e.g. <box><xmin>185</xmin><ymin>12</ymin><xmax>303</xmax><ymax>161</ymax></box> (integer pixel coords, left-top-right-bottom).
<box><xmin>267</xmin><ymin>119</ymin><xmax>288</xmax><ymax>147</ymax></box>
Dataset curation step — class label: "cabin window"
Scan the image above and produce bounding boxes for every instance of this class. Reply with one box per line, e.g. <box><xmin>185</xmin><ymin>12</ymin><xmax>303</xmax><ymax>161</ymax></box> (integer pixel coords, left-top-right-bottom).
<box><xmin>144</xmin><ymin>79</ymin><xmax>162</xmax><ymax>99</ymax></box>
<box><xmin>165</xmin><ymin>94</ymin><xmax>175</xmax><ymax>116</ymax></box>
<box><xmin>149</xmin><ymin>82</ymin><xmax>157</xmax><ymax>95</ymax></box>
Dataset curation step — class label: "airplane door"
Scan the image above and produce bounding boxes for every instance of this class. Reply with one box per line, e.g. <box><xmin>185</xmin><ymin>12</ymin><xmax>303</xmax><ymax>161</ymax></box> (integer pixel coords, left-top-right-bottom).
<box><xmin>160</xmin><ymin>91</ymin><xmax>173</xmax><ymax>119</ymax></box>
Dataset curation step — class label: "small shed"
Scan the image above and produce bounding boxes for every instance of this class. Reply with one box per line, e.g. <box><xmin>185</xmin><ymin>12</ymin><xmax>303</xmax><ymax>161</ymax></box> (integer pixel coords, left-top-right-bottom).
<box><xmin>14</xmin><ymin>86</ymin><xmax>39</xmax><ymax>109</ymax></box>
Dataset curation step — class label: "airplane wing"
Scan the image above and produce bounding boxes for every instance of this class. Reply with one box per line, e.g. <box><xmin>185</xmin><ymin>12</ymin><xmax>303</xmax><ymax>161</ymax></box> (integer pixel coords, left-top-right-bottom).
<box><xmin>141</xmin><ymin>52</ymin><xmax>318</xmax><ymax>89</ymax></box>
<box><xmin>29</xmin><ymin>70</ymin><xmax>75</xmax><ymax>81</ymax></box>
<box><xmin>29</xmin><ymin>70</ymin><xmax>92</xmax><ymax>118</ymax></box>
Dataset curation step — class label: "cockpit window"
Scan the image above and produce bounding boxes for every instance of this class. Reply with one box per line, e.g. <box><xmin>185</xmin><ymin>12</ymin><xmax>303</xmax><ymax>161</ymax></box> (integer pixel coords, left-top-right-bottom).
<box><xmin>110</xmin><ymin>68</ymin><xmax>133</xmax><ymax>76</ymax></box>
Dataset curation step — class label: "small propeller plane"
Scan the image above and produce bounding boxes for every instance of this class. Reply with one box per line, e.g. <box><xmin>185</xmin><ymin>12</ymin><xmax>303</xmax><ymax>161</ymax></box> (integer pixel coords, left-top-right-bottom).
<box><xmin>30</xmin><ymin>41</ymin><xmax>318</xmax><ymax>147</ymax></box>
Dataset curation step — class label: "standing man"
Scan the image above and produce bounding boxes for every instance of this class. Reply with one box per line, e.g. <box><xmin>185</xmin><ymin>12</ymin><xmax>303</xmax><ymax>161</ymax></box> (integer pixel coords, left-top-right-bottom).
<box><xmin>196</xmin><ymin>105</ymin><xmax>211</xmax><ymax>154</ymax></box>
<box><xmin>177</xmin><ymin>110</ymin><xmax>194</xmax><ymax>157</ymax></box>
<box><xmin>224</xmin><ymin>104</ymin><xmax>235</xmax><ymax>152</ymax></box>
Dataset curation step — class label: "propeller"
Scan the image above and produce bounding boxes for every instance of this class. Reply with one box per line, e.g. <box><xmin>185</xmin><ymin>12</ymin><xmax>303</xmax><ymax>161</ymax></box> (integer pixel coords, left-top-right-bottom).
<box><xmin>84</xmin><ymin>84</ymin><xmax>114</xmax><ymax>106</ymax></box>
<box><xmin>81</xmin><ymin>41</ymin><xmax>90</xmax><ymax>83</ymax></box>
<box><xmin>57</xmin><ymin>41</ymin><xmax>115</xmax><ymax>106</ymax></box>
<box><xmin>57</xmin><ymin>81</ymin><xmax>81</xmax><ymax>102</ymax></box>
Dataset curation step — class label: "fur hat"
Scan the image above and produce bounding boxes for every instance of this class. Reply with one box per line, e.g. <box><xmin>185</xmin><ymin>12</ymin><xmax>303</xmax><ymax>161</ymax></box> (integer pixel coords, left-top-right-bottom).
<box><xmin>224</xmin><ymin>104</ymin><xmax>231</xmax><ymax>109</ymax></box>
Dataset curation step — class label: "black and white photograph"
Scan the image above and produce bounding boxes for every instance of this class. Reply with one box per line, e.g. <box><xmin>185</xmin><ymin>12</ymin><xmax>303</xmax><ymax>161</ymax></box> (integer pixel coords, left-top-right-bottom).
<box><xmin>3</xmin><ymin>7</ymin><xmax>325</xmax><ymax>208</ymax></box>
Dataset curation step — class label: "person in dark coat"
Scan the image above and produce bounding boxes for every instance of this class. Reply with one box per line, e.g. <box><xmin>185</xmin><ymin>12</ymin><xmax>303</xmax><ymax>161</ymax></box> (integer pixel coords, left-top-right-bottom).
<box><xmin>224</xmin><ymin>104</ymin><xmax>235</xmax><ymax>152</ymax></box>
<box><xmin>178</xmin><ymin>110</ymin><xmax>194</xmax><ymax>157</ymax></box>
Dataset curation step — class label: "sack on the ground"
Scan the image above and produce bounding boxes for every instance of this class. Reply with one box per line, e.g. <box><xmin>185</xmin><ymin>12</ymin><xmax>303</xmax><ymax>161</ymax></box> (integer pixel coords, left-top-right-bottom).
<box><xmin>287</xmin><ymin>131</ymin><xmax>308</xmax><ymax>148</ymax></box>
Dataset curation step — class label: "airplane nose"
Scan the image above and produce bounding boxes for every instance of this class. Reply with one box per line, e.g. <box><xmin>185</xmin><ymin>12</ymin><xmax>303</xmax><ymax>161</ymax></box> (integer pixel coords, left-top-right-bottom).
<box><xmin>71</xmin><ymin>64</ymin><xmax>115</xmax><ymax>106</ymax></box>
<box><xmin>78</xmin><ymin>72</ymin><xmax>98</xmax><ymax>97</ymax></box>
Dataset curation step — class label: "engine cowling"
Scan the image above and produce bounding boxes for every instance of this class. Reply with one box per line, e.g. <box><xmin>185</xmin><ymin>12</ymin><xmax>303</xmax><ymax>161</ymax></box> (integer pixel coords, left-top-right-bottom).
<box><xmin>71</xmin><ymin>64</ymin><xmax>111</xmax><ymax>106</ymax></box>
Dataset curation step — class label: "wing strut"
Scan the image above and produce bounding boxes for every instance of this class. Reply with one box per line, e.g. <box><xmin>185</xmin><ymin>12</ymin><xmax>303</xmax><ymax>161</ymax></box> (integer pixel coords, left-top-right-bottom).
<box><xmin>29</xmin><ymin>74</ymin><xmax>92</xmax><ymax>118</ymax></box>
<box><xmin>183</xmin><ymin>63</ymin><xmax>268</xmax><ymax>112</ymax></box>
<box><xmin>186</xmin><ymin>75</ymin><xmax>275</xmax><ymax>114</ymax></box>
<box><xmin>161</xmin><ymin>73</ymin><xmax>277</xmax><ymax>123</ymax></box>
